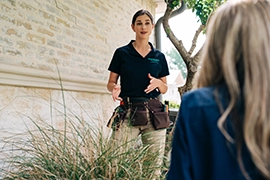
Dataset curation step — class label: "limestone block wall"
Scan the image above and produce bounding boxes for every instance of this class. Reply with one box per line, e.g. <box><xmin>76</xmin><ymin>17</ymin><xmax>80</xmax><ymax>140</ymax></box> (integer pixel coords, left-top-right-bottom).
<box><xmin>0</xmin><ymin>85</ymin><xmax>114</xmax><ymax>134</ymax></box>
<box><xmin>0</xmin><ymin>0</ymin><xmax>158</xmax><ymax>139</ymax></box>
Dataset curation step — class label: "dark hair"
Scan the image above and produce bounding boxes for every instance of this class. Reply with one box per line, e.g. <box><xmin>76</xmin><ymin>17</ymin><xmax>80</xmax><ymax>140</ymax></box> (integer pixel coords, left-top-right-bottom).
<box><xmin>131</xmin><ymin>9</ymin><xmax>154</xmax><ymax>25</ymax></box>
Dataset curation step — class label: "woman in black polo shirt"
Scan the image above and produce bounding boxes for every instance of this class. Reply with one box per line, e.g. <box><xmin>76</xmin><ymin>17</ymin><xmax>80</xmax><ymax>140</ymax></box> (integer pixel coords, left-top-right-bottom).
<box><xmin>107</xmin><ymin>9</ymin><xmax>170</xmax><ymax>179</ymax></box>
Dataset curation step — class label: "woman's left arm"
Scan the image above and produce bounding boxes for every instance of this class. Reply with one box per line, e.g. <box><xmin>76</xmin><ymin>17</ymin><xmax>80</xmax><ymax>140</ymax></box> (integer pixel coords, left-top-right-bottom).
<box><xmin>144</xmin><ymin>73</ymin><xmax>168</xmax><ymax>94</ymax></box>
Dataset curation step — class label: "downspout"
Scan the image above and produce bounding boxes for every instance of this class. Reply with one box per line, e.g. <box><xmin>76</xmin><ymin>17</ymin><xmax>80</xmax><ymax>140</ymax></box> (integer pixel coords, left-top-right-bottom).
<box><xmin>155</xmin><ymin>1</ymin><xmax>187</xmax><ymax>50</ymax></box>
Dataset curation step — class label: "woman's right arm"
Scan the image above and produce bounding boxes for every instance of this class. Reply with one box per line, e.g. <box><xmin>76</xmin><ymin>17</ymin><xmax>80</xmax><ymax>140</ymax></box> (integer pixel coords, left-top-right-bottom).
<box><xmin>107</xmin><ymin>72</ymin><xmax>122</xmax><ymax>101</ymax></box>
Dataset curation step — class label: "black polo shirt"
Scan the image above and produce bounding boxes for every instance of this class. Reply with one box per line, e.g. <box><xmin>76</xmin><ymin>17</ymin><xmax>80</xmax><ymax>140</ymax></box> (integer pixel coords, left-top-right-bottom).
<box><xmin>108</xmin><ymin>40</ymin><xmax>169</xmax><ymax>98</ymax></box>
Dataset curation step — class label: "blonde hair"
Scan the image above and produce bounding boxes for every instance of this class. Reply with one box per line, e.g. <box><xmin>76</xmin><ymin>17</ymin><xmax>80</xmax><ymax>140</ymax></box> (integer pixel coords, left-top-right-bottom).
<box><xmin>196</xmin><ymin>0</ymin><xmax>270</xmax><ymax>178</ymax></box>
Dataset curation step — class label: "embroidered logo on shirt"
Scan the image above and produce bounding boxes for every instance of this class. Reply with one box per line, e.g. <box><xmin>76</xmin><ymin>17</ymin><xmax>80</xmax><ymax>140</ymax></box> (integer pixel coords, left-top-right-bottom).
<box><xmin>148</xmin><ymin>58</ymin><xmax>159</xmax><ymax>63</ymax></box>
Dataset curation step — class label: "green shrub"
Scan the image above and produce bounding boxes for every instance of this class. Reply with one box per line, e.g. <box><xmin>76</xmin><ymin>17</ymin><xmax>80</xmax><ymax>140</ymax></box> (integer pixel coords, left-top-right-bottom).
<box><xmin>0</xmin><ymin>117</ymin><xmax>169</xmax><ymax>180</ymax></box>
<box><xmin>0</xmin><ymin>99</ymin><xmax>170</xmax><ymax>180</ymax></box>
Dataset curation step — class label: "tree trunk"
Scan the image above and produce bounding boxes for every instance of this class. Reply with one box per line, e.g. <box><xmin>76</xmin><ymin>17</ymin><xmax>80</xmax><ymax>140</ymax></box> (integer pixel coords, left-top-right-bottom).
<box><xmin>178</xmin><ymin>54</ymin><xmax>200</xmax><ymax>96</ymax></box>
<box><xmin>162</xmin><ymin>4</ymin><xmax>203</xmax><ymax>97</ymax></box>
<box><xmin>162</xmin><ymin>4</ymin><xmax>203</xmax><ymax>158</ymax></box>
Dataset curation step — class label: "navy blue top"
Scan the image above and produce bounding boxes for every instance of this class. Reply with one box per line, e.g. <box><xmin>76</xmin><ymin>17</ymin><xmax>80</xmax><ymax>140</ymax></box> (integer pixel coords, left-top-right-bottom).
<box><xmin>167</xmin><ymin>86</ymin><xmax>265</xmax><ymax>180</ymax></box>
<box><xmin>108</xmin><ymin>40</ymin><xmax>169</xmax><ymax>98</ymax></box>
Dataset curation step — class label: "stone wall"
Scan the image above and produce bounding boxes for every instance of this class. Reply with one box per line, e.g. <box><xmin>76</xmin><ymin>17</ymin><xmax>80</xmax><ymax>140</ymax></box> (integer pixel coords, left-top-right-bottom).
<box><xmin>0</xmin><ymin>0</ymin><xmax>157</xmax><ymax>139</ymax></box>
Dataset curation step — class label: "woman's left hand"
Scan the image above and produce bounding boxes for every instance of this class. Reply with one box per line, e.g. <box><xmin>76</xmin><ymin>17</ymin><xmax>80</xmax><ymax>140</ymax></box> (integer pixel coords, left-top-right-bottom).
<box><xmin>144</xmin><ymin>73</ymin><xmax>161</xmax><ymax>94</ymax></box>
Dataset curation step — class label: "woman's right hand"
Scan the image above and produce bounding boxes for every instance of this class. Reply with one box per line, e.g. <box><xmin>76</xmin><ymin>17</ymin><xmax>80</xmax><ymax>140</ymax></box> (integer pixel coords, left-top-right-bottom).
<box><xmin>112</xmin><ymin>84</ymin><xmax>122</xmax><ymax>102</ymax></box>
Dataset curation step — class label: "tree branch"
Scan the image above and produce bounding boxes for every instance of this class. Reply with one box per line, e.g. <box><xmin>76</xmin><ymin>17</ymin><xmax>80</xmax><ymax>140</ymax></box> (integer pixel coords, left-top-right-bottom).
<box><xmin>162</xmin><ymin>4</ymin><xmax>188</xmax><ymax>59</ymax></box>
<box><xmin>188</xmin><ymin>24</ymin><xmax>205</xmax><ymax>56</ymax></box>
<box><xmin>194</xmin><ymin>44</ymin><xmax>203</xmax><ymax>60</ymax></box>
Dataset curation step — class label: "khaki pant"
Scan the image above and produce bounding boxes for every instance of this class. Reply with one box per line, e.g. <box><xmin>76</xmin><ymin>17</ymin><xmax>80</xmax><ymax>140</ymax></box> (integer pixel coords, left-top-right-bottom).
<box><xmin>111</xmin><ymin>108</ymin><xmax>167</xmax><ymax>179</ymax></box>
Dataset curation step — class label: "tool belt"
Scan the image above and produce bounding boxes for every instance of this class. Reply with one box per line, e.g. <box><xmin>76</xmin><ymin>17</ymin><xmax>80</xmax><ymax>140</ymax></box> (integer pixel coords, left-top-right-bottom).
<box><xmin>107</xmin><ymin>97</ymin><xmax>170</xmax><ymax>130</ymax></box>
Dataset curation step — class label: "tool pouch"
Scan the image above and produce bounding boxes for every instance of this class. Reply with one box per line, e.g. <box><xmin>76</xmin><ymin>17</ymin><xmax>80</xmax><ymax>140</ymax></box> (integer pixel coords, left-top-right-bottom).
<box><xmin>107</xmin><ymin>105</ymin><xmax>127</xmax><ymax>131</ymax></box>
<box><xmin>107</xmin><ymin>98</ymin><xmax>170</xmax><ymax>130</ymax></box>
<box><xmin>147</xmin><ymin>99</ymin><xmax>170</xmax><ymax>130</ymax></box>
<box><xmin>130</xmin><ymin>102</ymin><xmax>149</xmax><ymax>126</ymax></box>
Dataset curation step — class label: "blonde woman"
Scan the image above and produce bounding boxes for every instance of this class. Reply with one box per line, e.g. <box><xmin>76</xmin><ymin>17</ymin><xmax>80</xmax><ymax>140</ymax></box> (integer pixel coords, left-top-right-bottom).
<box><xmin>167</xmin><ymin>0</ymin><xmax>270</xmax><ymax>179</ymax></box>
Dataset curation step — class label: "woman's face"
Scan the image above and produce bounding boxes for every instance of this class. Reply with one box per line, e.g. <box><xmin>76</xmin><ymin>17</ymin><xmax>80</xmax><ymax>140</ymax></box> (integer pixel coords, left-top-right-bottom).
<box><xmin>132</xmin><ymin>14</ymin><xmax>154</xmax><ymax>40</ymax></box>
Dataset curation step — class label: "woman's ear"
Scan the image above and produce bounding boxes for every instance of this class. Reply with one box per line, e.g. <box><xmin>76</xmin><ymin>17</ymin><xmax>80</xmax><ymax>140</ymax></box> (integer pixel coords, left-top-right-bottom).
<box><xmin>131</xmin><ymin>24</ymin><xmax>135</xmax><ymax>32</ymax></box>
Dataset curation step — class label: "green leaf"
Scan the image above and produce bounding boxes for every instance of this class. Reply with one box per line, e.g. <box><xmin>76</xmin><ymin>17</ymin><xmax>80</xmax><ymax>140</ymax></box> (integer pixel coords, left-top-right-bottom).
<box><xmin>183</xmin><ymin>0</ymin><xmax>227</xmax><ymax>25</ymax></box>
